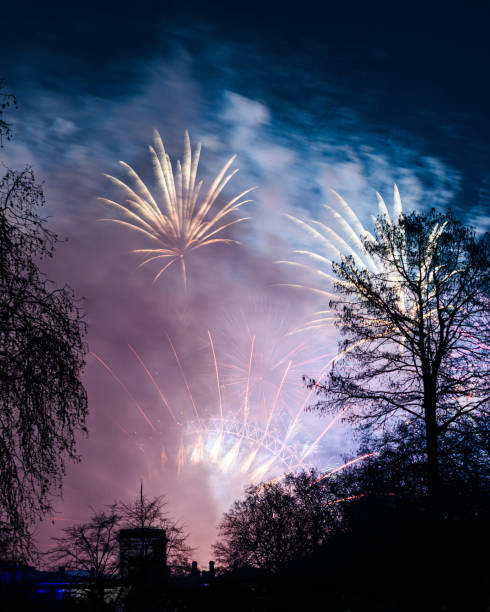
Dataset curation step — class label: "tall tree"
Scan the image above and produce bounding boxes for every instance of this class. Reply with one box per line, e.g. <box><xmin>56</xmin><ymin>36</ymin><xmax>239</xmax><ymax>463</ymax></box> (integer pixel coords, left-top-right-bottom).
<box><xmin>0</xmin><ymin>167</ymin><xmax>88</xmax><ymax>560</ymax></box>
<box><xmin>307</xmin><ymin>208</ymin><xmax>489</xmax><ymax>517</ymax></box>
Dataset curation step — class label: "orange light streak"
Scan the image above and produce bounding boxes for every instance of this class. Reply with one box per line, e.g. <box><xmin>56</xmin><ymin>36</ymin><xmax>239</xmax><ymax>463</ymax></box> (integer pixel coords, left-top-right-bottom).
<box><xmin>208</xmin><ymin>330</ymin><xmax>223</xmax><ymax>421</ymax></box>
<box><xmin>165</xmin><ymin>332</ymin><xmax>201</xmax><ymax>426</ymax></box>
<box><xmin>280</xmin><ymin>341</ymin><xmax>364</xmax><ymax>451</ymax></box>
<box><xmin>262</xmin><ymin>360</ymin><xmax>292</xmax><ymax>440</ymax></box>
<box><xmin>243</xmin><ymin>335</ymin><xmax>255</xmax><ymax>426</ymax></box>
<box><xmin>312</xmin><ymin>452</ymin><xmax>377</xmax><ymax>485</ymax></box>
<box><xmin>128</xmin><ymin>343</ymin><xmax>177</xmax><ymax>423</ymax></box>
<box><xmin>91</xmin><ymin>351</ymin><xmax>159</xmax><ymax>433</ymax></box>
<box><xmin>296</xmin><ymin>406</ymin><xmax>349</xmax><ymax>464</ymax></box>
<box><xmin>115</xmin><ymin>423</ymin><xmax>145</xmax><ymax>453</ymax></box>
<box><xmin>326</xmin><ymin>492</ymin><xmax>396</xmax><ymax>505</ymax></box>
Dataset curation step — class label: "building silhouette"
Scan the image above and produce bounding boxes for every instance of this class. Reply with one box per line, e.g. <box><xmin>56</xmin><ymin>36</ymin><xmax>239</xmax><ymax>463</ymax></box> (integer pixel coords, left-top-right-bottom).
<box><xmin>117</xmin><ymin>527</ymin><xmax>167</xmax><ymax>582</ymax></box>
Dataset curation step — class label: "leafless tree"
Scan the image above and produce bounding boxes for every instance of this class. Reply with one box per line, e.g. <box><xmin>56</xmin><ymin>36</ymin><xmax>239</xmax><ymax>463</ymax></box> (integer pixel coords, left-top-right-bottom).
<box><xmin>213</xmin><ymin>470</ymin><xmax>344</xmax><ymax>573</ymax></box>
<box><xmin>307</xmin><ymin>209</ymin><xmax>489</xmax><ymax>518</ymax></box>
<box><xmin>0</xmin><ymin>79</ymin><xmax>18</xmax><ymax>145</ymax></box>
<box><xmin>48</xmin><ymin>505</ymin><xmax>120</xmax><ymax>603</ymax></box>
<box><xmin>0</xmin><ymin>167</ymin><xmax>88</xmax><ymax>560</ymax></box>
<box><xmin>117</xmin><ymin>485</ymin><xmax>194</xmax><ymax>573</ymax></box>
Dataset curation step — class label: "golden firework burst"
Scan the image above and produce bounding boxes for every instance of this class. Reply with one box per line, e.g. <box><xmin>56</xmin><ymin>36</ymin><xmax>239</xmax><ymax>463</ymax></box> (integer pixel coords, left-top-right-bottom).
<box><xmin>100</xmin><ymin>130</ymin><xmax>255</xmax><ymax>287</ymax></box>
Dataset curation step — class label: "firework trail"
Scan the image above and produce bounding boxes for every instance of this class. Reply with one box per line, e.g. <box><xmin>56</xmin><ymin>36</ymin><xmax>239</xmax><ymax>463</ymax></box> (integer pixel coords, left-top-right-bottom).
<box><xmin>161</xmin><ymin>327</ymin><xmax>334</xmax><ymax>483</ymax></box>
<box><xmin>312</xmin><ymin>452</ymin><xmax>377</xmax><ymax>485</ymax></box>
<box><xmin>278</xmin><ymin>185</ymin><xmax>447</xmax><ymax>341</ymax></box>
<box><xmin>100</xmin><ymin>130</ymin><xmax>255</xmax><ymax>287</ymax></box>
<box><xmin>93</xmin><ymin>317</ymin><xmax>346</xmax><ymax>489</ymax></box>
<box><xmin>214</xmin><ymin>303</ymin><xmax>333</xmax><ymax>419</ymax></box>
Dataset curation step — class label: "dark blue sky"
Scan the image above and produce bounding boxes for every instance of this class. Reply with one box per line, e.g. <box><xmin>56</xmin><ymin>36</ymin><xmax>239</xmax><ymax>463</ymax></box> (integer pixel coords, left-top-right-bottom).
<box><xmin>4</xmin><ymin>1</ymin><xmax>490</xmax><ymax>220</ymax></box>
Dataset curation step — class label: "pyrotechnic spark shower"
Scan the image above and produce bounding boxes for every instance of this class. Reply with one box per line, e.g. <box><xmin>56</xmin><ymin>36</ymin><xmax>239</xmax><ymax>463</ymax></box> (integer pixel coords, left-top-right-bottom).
<box><xmin>93</xmin><ymin>321</ymin><xmax>347</xmax><ymax>487</ymax></box>
<box><xmin>100</xmin><ymin>130</ymin><xmax>255</xmax><ymax>287</ymax></box>
<box><xmin>279</xmin><ymin>185</ymin><xmax>448</xmax><ymax>342</ymax></box>
<box><xmin>214</xmin><ymin>304</ymin><xmax>333</xmax><ymax>418</ymax></box>
<box><xmin>277</xmin><ymin>186</ymin><xmax>490</xmax><ymax>432</ymax></box>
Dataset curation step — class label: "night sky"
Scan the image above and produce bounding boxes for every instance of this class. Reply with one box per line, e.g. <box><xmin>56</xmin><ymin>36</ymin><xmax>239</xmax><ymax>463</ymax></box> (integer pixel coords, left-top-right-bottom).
<box><xmin>2</xmin><ymin>1</ymin><xmax>490</xmax><ymax>564</ymax></box>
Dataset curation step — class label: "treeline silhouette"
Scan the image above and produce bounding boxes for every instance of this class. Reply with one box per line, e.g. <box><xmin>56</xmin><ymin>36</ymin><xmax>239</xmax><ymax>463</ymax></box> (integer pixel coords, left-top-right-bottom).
<box><xmin>2</xmin><ymin>419</ymin><xmax>487</xmax><ymax>611</ymax></box>
<box><xmin>210</xmin><ymin>417</ymin><xmax>489</xmax><ymax>612</ymax></box>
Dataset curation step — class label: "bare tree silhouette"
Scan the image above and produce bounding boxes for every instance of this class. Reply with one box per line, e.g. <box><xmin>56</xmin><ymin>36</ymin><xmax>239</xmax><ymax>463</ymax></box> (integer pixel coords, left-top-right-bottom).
<box><xmin>307</xmin><ymin>210</ymin><xmax>489</xmax><ymax>518</ymax></box>
<box><xmin>0</xmin><ymin>167</ymin><xmax>88</xmax><ymax>560</ymax></box>
<box><xmin>0</xmin><ymin>79</ymin><xmax>17</xmax><ymax>146</ymax></box>
<box><xmin>48</xmin><ymin>505</ymin><xmax>120</xmax><ymax>604</ymax></box>
<box><xmin>117</xmin><ymin>484</ymin><xmax>194</xmax><ymax>573</ymax></box>
<box><xmin>213</xmin><ymin>471</ymin><xmax>343</xmax><ymax>573</ymax></box>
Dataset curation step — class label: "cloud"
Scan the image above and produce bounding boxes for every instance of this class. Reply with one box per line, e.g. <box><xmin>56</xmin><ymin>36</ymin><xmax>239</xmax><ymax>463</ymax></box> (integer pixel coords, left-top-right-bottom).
<box><xmin>51</xmin><ymin>117</ymin><xmax>78</xmax><ymax>137</ymax></box>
